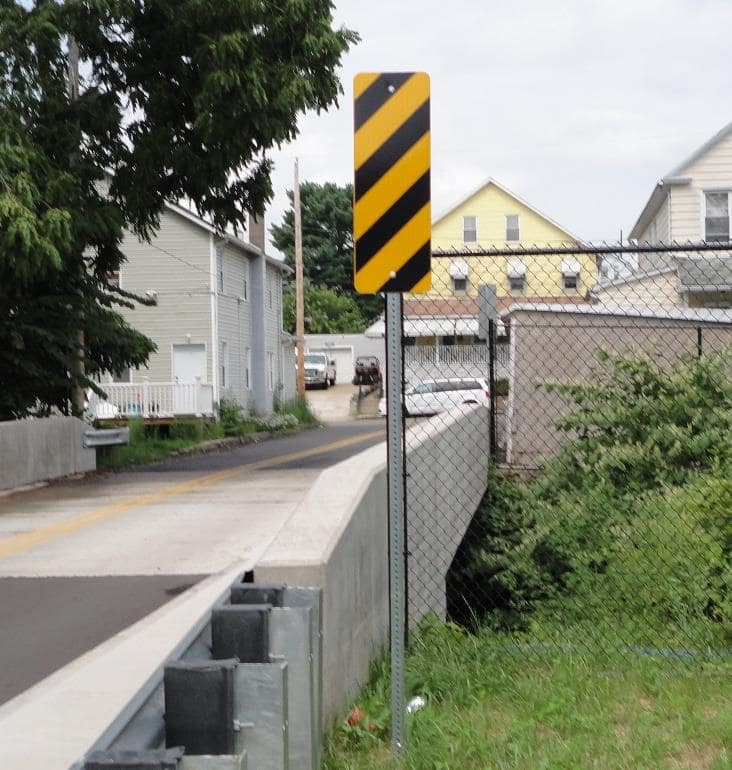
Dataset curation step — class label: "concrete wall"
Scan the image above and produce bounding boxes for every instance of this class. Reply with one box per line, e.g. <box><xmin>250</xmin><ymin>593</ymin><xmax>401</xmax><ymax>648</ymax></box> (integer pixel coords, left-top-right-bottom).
<box><xmin>506</xmin><ymin>309</ymin><xmax>732</xmax><ymax>467</ymax></box>
<box><xmin>255</xmin><ymin>405</ymin><xmax>488</xmax><ymax>726</ymax></box>
<box><xmin>405</xmin><ymin>406</ymin><xmax>489</xmax><ymax>626</ymax></box>
<box><xmin>0</xmin><ymin>417</ymin><xmax>95</xmax><ymax>491</ymax></box>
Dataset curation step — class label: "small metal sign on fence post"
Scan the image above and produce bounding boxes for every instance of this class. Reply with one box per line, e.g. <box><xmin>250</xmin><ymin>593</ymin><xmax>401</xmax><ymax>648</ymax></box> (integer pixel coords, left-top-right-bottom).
<box><xmin>354</xmin><ymin>71</ymin><xmax>431</xmax><ymax>755</ymax></box>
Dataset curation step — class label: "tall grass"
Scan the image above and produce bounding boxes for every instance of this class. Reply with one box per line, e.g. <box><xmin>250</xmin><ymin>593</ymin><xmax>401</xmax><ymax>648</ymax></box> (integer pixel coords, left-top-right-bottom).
<box><xmin>324</xmin><ymin>620</ymin><xmax>731</xmax><ymax>769</ymax></box>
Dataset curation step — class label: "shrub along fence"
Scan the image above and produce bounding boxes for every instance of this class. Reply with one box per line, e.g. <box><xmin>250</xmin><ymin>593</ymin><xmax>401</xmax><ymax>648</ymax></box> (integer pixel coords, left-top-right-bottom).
<box><xmin>401</xmin><ymin>243</ymin><xmax>731</xmax><ymax>664</ymax></box>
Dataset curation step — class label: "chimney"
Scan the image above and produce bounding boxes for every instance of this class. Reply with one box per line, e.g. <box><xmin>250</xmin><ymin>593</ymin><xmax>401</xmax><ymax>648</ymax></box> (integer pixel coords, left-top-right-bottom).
<box><xmin>249</xmin><ymin>213</ymin><xmax>265</xmax><ymax>253</ymax></box>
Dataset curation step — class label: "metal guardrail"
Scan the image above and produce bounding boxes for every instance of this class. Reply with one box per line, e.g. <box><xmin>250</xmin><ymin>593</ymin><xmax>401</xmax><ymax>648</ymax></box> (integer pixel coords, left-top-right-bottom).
<box><xmin>83</xmin><ymin>427</ymin><xmax>130</xmax><ymax>448</ymax></box>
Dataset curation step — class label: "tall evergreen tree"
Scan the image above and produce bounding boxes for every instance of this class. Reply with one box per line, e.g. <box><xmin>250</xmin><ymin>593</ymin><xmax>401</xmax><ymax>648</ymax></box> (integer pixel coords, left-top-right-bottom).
<box><xmin>271</xmin><ymin>180</ymin><xmax>383</xmax><ymax>326</ymax></box>
<box><xmin>0</xmin><ymin>0</ymin><xmax>357</xmax><ymax>419</ymax></box>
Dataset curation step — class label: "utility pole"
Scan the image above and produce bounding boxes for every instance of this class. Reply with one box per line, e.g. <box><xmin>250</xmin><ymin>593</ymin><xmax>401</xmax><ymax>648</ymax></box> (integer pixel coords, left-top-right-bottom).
<box><xmin>68</xmin><ymin>35</ymin><xmax>86</xmax><ymax>418</ymax></box>
<box><xmin>294</xmin><ymin>159</ymin><xmax>305</xmax><ymax>397</ymax></box>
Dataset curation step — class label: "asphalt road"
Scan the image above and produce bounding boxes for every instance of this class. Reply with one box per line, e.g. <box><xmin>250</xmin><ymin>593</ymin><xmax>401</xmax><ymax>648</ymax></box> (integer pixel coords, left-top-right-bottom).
<box><xmin>0</xmin><ymin>420</ymin><xmax>384</xmax><ymax>706</ymax></box>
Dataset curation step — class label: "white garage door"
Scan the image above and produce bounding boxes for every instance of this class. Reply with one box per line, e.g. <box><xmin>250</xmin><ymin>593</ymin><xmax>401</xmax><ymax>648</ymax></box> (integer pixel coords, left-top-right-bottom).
<box><xmin>308</xmin><ymin>346</ymin><xmax>353</xmax><ymax>383</ymax></box>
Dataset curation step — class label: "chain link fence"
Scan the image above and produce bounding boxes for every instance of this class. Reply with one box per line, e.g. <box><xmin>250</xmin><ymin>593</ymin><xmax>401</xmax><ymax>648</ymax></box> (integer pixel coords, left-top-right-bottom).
<box><xmin>399</xmin><ymin>243</ymin><xmax>731</xmax><ymax>662</ymax></box>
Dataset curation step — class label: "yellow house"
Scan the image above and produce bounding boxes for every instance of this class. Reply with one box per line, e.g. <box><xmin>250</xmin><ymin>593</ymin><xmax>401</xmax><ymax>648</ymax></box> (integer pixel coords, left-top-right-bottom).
<box><xmin>425</xmin><ymin>177</ymin><xmax>595</xmax><ymax>302</ymax></box>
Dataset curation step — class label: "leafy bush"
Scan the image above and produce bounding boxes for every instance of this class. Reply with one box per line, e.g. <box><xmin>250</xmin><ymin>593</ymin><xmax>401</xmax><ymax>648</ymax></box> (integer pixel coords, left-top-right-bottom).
<box><xmin>449</xmin><ymin>351</ymin><xmax>732</xmax><ymax>647</ymax></box>
<box><xmin>276</xmin><ymin>396</ymin><xmax>319</xmax><ymax>425</ymax></box>
<box><xmin>218</xmin><ymin>399</ymin><xmax>248</xmax><ymax>437</ymax></box>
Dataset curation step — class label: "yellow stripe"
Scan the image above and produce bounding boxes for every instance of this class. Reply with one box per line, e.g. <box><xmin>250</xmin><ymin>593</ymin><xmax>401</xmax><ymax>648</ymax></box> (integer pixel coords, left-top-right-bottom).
<box><xmin>0</xmin><ymin>430</ymin><xmax>385</xmax><ymax>559</ymax></box>
<box><xmin>353</xmin><ymin>132</ymin><xmax>430</xmax><ymax>240</ymax></box>
<box><xmin>354</xmin><ymin>72</ymin><xmax>429</xmax><ymax>169</ymax></box>
<box><xmin>355</xmin><ymin>204</ymin><xmax>431</xmax><ymax>291</ymax></box>
<box><xmin>409</xmin><ymin>273</ymin><xmax>431</xmax><ymax>293</ymax></box>
<box><xmin>353</xmin><ymin>72</ymin><xmax>380</xmax><ymax>99</ymax></box>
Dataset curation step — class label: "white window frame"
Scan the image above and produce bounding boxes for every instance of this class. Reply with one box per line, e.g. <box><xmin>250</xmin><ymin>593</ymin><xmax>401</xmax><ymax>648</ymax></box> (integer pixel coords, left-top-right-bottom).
<box><xmin>505</xmin><ymin>214</ymin><xmax>520</xmax><ymax>242</ymax></box>
<box><xmin>216</xmin><ymin>246</ymin><xmax>224</xmax><ymax>293</ymax></box>
<box><xmin>463</xmin><ymin>215</ymin><xmax>477</xmax><ymax>243</ymax></box>
<box><xmin>703</xmin><ymin>190</ymin><xmax>731</xmax><ymax>242</ymax></box>
<box><xmin>220</xmin><ymin>341</ymin><xmax>228</xmax><ymax>389</ymax></box>
<box><xmin>267</xmin><ymin>351</ymin><xmax>275</xmax><ymax>390</ymax></box>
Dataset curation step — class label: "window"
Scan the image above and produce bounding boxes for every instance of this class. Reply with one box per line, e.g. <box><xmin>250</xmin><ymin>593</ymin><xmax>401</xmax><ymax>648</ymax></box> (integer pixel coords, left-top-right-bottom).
<box><xmin>216</xmin><ymin>246</ymin><xmax>224</xmax><ymax>293</ymax></box>
<box><xmin>505</xmin><ymin>214</ymin><xmax>520</xmax><ymax>242</ymax></box>
<box><xmin>244</xmin><ymin>348</ymin><xmax>251</xmax><ymax>389</ymax></box>
<box><xmin>220</xmin><ymin>341</ymin><xmax>228</xmax><ymax>388</ymax></box>
<box><xmin>507</xmin><ymin>258</ymin><xmax>526</xmax><ymax>293</ymax></box>
<box><xmin>267</xmin><ymin>351</ymin><xmax>275</xmax><ymax>390</ymax></box>
<box><xmin>704</xmin><ymin>192</ymin><xmax>730</xmax><ymax>242</ymax></box>
<box><xmin>561</xmin><ymin>258</ymin><xmax>581</xmax><ymax>291</ymax></box>
<box><xmin>509</xmin><ymin>276</ymin><xmax>525</xmax><ymax>292</ymax></box>
<box><xmin>463</xmin><ymin>215</ymin><xmax>477</xmax><ymax>243</ymax></box>
<box><xmin>449</xmin><ymin>259</ymin><xmax>469</xmax><ymax>294</ymax></box>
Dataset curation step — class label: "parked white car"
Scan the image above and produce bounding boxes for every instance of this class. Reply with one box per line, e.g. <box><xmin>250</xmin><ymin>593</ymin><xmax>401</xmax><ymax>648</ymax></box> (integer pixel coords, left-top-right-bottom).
<box><xmin>404</xmin><ymin>378</ymin><xmax>490</xmax><ymax>416</ymax></box>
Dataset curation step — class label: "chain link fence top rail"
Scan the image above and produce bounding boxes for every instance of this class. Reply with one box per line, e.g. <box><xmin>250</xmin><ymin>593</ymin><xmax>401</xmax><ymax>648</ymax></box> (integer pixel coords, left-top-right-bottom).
<box><xmin>397</xmin><ymin>242</ymin><xmax>731</xmax><ymax>663</ymax></box>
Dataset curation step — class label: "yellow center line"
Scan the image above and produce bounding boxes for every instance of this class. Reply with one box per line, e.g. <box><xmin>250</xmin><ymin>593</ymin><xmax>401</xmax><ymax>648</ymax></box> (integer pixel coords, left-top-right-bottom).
<box><xmin>0</xmin><ymin>430</ymin><xmax>385</xmax><ymax>560</ymax></box>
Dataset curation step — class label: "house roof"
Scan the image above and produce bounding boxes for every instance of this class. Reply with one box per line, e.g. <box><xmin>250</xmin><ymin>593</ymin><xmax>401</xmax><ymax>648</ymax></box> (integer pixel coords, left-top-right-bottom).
<box><xmin>676</xmin><ymin>256</ymin><xmax>732</xmax><ymax>291</ymax></box>
<box><xmin>590</xmin><ymin>266</ymin><xmax>677</xmax><ymax>295</ymax></box>
<box><xmin>500</xmin><ymin>301</ymin><xmax>732</xmax><ymax>325</ymax></box>
<box><xmin>166</xmin><ymin>201</ymin><xmax>291</xmax><ymax>274</ymax></box>
<box><xmin>629</xmin><ymin>121</ymin><xmax>732</xmax><ymax>240</ymax></box>
<box><xmin>432</xmin><ymin>176</ymin><xmax>581</xmax><ymax>244</ymax></box>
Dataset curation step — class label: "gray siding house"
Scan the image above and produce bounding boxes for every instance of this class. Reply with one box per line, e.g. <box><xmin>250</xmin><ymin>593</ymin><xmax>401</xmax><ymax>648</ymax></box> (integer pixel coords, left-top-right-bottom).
<box><xmin>98</xmin><ymin>204</ymin><xmax>295</xmax><ymax>417</ymax></box>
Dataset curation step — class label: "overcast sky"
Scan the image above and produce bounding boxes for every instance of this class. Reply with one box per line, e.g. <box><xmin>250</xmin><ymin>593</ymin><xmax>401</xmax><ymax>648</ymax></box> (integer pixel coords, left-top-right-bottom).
<box><xmin>264</xmin><ymin>0</ymin><xmax>732</xmax><ymax>254</ymax></box>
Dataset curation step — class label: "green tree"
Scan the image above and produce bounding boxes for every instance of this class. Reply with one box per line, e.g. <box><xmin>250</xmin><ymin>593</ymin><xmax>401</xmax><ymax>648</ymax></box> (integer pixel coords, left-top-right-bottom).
<box><xmin>271</xmin><ymin>180</ymin><xmax>383</xmax><ymax>325</ymax></box>
<box><xmin>0</xmin><ymin>0</ymin><xmax>357</xmax><ymax>419</ymax></box>
<box><xmin>283</xmin><ymin>284</ymin><xmax>365</xmax><ymax>334</ymax></box>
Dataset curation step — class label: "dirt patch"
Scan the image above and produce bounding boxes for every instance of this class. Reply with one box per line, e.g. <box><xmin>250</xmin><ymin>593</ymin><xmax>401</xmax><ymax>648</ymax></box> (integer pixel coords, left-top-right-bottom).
<box><xmin>665</xmin><ymin>744</ymin><xmax>723</xmax><ymax>769</ymax></box>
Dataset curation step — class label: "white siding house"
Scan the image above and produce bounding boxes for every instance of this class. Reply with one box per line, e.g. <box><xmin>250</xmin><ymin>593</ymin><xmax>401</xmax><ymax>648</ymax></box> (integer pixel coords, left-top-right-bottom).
<box><xmin>594</xmin><ymin>122</ymin><xmax>732</xmax><ymax>309</ymax></box>
<box><xmin>96</xmin><ymin>204</ymin><xmax>295</xmax><ymax>417</ymax></box>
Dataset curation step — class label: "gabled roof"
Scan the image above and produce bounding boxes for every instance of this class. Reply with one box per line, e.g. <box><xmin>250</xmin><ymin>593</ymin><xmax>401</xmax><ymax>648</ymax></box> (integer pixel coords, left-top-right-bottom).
<box><xmin>590</xmin><ymin>266</ymin><xmax>677</xmax><ymax>295</ymax></box>
<box><xmin>433</xmin><ymin>176</ymin><xmax>581</xmax><ymax>243</ymax></box>
<box><xmin>666</xmin><ymin>121</ymin><xmax>732</xmax><ymax>178</ymax></box>
<box><xmin>629</xmin><ymin>121</ymin><xmax>732</xmax><ymax>240</ymax></box>
<box><xmin>165</xmin><ymin>201</ymin><xmax>291</xmax><ymax>273</ymax></box>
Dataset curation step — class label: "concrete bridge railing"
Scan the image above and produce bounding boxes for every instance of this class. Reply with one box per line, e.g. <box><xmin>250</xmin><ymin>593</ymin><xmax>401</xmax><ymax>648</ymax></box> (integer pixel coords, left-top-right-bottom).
<box><xmin>256</xmin><ymin>403</ymin><xmax>489</xmax><ymax>726</ymax></box>
<box><xmin>0</xmin><ymin>405</ymin><xmax>489</xmax><ymax>768</ymax></box>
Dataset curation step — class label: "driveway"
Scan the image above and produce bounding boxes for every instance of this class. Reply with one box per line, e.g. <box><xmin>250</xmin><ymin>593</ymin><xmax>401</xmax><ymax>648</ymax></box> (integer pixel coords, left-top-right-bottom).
<box><xmin>306</xmin><ymin>382</ymin><xmax>357</xmax><ymax>422</ymax></box>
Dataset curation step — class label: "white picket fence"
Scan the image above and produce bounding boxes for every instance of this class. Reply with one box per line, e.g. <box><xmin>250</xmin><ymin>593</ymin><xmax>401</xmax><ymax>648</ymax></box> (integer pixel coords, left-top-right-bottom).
<box><xmin>87</xmin><ymin>381</ymin><xmax>215</xmax><ymax>419</ymax></box>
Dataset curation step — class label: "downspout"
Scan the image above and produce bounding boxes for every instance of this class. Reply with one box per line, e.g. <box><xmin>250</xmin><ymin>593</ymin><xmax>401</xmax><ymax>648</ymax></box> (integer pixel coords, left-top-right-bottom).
<box><xmin>209</xmin><ymin>234</ymin><xmax>219</xmax><ymax>408</ymax></box>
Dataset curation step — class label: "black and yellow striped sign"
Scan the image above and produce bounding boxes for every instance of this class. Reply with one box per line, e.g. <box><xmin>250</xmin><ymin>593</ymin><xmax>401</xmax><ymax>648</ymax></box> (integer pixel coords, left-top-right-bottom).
<box><xmin>353</xmin><ymin>72</ymin><xmax>431</xmax><ymax>294</ymax></box>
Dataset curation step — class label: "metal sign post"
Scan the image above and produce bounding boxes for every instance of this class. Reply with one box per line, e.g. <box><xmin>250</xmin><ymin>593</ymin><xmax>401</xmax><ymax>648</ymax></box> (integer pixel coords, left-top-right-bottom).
<box><xmin>385</xmin><ymin>291</ymin><xmax>406</xmax><ymax>752</ymax></box>
<box><xmin>353</xmin><ymin>70</ymin><xmax>431</xmax><ymax>756</ymax></box>
<box><xmin>478</xmin><ymin>284</ymin><xmax>498</xmax><ymax>459</ymax></box>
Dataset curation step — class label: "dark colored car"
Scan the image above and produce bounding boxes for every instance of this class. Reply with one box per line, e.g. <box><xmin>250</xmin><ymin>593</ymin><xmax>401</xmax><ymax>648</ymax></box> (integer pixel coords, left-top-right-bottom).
<box><xmin>354</xmin><ymin>356</ymin><xmax>382</xmax><ymax>385</ymax></box>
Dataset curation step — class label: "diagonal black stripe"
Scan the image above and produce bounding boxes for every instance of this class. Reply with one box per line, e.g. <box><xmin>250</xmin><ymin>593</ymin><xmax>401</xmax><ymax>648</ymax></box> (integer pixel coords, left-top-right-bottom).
<box><xmin>355</xmin><ymin>100</ymin><xmax>430</xmax><ymax>201</ymax></box>
<box><xmin>355</xmin><ymin>171</ymin><xmax>430</xmax><ymax>271</ymax></box>
<box><xmin>377</xmin><ymin>242</ymin><xmax>431</xmax><ymax>293</ymax></box>
<box><xmin>354</xmin><ymin>73</ymin><xmax>412</xmax><ymax>131</ymax></box>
